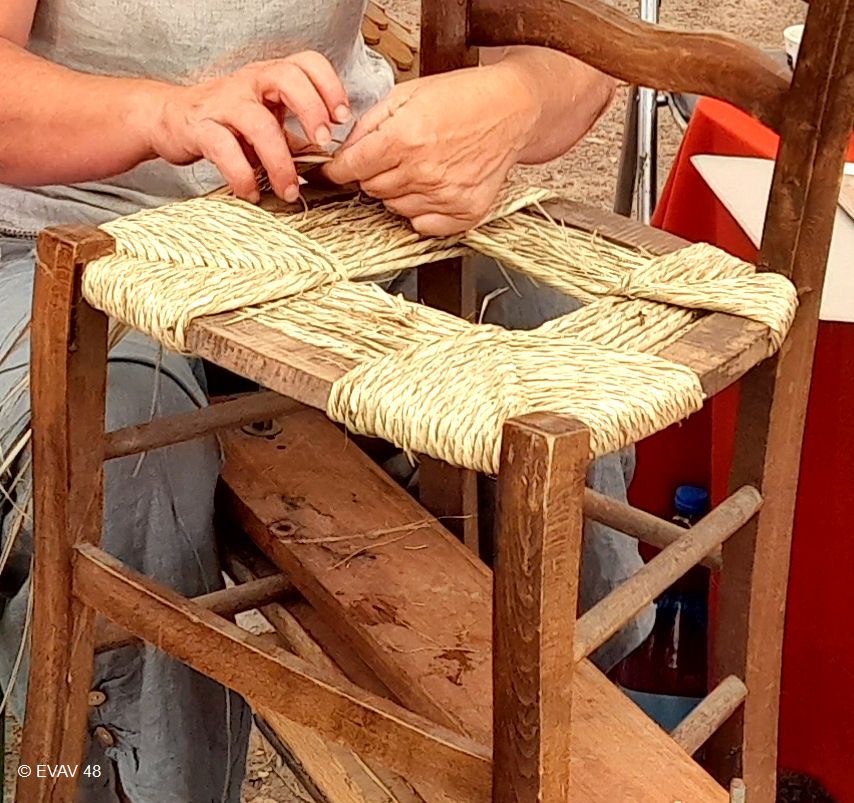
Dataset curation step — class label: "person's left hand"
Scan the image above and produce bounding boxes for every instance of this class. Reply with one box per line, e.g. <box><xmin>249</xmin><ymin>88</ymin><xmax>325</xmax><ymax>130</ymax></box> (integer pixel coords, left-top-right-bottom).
<box><xmin>323</xmin><ymin>64</ymin><xmax>539</xmax><ymax>235</ymax></box>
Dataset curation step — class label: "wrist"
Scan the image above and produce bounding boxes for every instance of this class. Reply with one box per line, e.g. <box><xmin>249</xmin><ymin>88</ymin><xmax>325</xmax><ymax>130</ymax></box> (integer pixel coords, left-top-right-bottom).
<box><xmin>483</xmin><ymin>59</ymin><xmax>544</xmax><ymax>160</ymax></box>
<box><xmin>124</xmin><ymin>78</ymin><xmax>180</xmax><ymax>162</ymax></box>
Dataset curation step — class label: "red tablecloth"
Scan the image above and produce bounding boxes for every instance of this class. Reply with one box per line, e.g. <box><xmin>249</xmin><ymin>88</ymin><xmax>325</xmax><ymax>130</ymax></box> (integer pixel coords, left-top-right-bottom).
<box><xmin>637</xmin><ymin>97</ymin><xmax>854</xmax><ymax>799</ymax></box>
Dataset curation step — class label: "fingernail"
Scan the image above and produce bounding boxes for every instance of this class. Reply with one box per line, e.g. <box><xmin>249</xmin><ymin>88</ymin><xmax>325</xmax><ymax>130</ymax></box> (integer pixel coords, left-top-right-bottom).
<box><xmin>334</xmin><ymin>105</ymin><xmax>351</xmax><ymax>124</ymax></box>
<box><xmin>284</xmin><ymin>184</ymin><xmax>300</xmax><ymax>203</ymax></box>
<box><xmin>315</xmin><ymin>126</ymin><xmax>332</xmax><ymax>146</ymax></box>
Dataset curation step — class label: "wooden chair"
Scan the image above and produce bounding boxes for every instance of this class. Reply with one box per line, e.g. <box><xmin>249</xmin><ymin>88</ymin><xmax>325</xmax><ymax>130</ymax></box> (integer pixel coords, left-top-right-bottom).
<box><xmin>18</xmin><ymin>0</ymin><xmax>853</xmax><ymax>800</ymax></box>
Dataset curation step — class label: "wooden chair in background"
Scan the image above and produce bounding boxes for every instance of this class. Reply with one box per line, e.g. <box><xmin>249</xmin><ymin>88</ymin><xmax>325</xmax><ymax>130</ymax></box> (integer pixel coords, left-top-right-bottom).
<box><xmin>17</xmin><ymin>0</ymin><xmax>853</xmax><ymax>800</ymax></box>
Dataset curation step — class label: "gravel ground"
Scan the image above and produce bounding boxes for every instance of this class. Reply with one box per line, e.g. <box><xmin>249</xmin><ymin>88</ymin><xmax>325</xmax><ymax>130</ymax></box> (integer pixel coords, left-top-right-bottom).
<box><xmin>1</xmin><ymin>1</ymin><xmax>806</xmax><ymax>801</ymax></box>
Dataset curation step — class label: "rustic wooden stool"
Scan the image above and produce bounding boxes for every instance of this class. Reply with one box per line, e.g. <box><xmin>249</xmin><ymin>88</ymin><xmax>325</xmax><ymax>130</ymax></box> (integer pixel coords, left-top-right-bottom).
<box><xmin>18</xmin><ymin>0</ymin><xmax>852</xmax><ymax>800</ymax></box>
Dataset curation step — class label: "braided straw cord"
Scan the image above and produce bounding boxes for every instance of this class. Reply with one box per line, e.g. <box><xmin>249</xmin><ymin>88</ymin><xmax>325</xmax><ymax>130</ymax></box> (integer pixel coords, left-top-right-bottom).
<box><xmin>80</xmin><ymin>185</ymin><xmax>798</xmax><ymax>469</ymax></box>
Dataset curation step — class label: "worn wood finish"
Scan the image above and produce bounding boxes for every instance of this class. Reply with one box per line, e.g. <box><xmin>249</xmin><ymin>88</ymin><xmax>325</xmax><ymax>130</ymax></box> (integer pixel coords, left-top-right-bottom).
<box><xmin>104</xmin><ymin>390</ymin><xmax>302</xmax><ymax>460</ymax></box>
<box><xmin>671</xmin><ymin>675</ymin><xmax>748</xmax><ymax>756</ymax></box>
<box><xmin>416</xmin><ymin>258</ymin><xmax>480</xmax><ymax>548</ymax></box>
<box><xmin>493</xmin><ymin>414</ymin><xmax>588</xmax><ymax>802</ymax></box>
<box><xmin>585</xmin><ymin>488</ymin><xmax>722</xmax><ymax>571</ymax></box>
<box><xmin>74</xmin><ymin>543</ymin><xmax>493</xmax><ymax>802</ymax></box>
<box><xmin>542</xmin><ymin>199</ymin><xmax>690</xmax><ymax>255</ymax></box>
<box><xmin>19</xmin><ymin>227</ymin><xmax>114</xmax><ymax>803</ymax></box>
<box><xmin>224</xmin><ymin>555</ymin><xmax>424</xmax><ymax>803</ymax></box>
<box><xmin>575</xmin><ymin>486</ymin><xmax>761</xmax><ymax>662</ymax></box>
<box><xmin>709</xmin><ymin>0</ymin><xmax>854</xmax><ymax>794</ymax></box>
<box><xmin>220</xmin><ymin>408</ymin><xmax>493</xmax><ymax>737</ymax></box>
<box><xmin>226</xmin><ymin>550</ymin><xmax>436</xmax><ymax>803</ymax></box>
<box><xmin>419</xmin><ymin>0</ymin><xmax>475</xmax><ymax>76</ymax></box>
<box><xmin>95</xmin><ymin>573</ymin><xmax>295</xmax><ymax>652</ymax></box>
<box><xmin>220</xmin><ymin>408</ymin><xmax>728</xmax><ymax>801</ymax></box>
<box><xmin>469</xmin><ymin>0</ymin><xmax>790</xmax><ymax>132</ymax></box>
<box><xmin>186</xmin><ymin>316</ymin><xmax>353</xmax><ymax>410</ymax></box>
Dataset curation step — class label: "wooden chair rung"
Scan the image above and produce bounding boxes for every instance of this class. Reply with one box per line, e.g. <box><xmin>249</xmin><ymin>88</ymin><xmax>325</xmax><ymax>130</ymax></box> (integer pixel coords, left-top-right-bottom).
<box><xmin>671</xmin><ymin>675</ymin><xmax>748</xmax><ymax>756</ymax></box>
<box><xmin>583</xmin><ymin>489</ymin><xmax>722</xmax><ymax>571</ymax></box>
<box><xmin>104</xmin><ymin>390</ymin><xmax>301</xmax><ymax>460</ymax></box>
<box><xmin>94</xmin><ymin>572</ymin><xmax>296</xmax><ymax>653</ymax></box>
<box><xmin>573</xmin><ymin>486</ymin><xmax>762</xmax><ymax>662</ymax></box>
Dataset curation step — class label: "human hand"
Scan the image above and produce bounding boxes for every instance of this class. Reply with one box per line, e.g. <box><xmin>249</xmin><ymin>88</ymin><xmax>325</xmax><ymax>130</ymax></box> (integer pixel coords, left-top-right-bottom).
<box><xmin>323</xmin><ymin>64</ymin><xmax>539</xmax><ymax>235</ymax></box>
<box><xmin>148</xmin><ymin>52</ymin><xmax>350</xmax><ymax>203</ymax></box>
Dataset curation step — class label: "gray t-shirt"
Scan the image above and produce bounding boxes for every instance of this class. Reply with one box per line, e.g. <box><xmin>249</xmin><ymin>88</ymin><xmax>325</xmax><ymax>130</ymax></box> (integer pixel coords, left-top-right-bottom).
<box><xmin>0</xmin><ymin>0</ymin><xmax>394</xmax><ymax>235</ymax></box>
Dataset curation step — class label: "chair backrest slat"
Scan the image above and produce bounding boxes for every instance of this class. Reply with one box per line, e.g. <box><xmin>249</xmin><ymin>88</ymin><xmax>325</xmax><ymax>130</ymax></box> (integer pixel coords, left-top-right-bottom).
<box><xmin>469</xmin><ymin>0</ymin><xmax>791</xmax><ymax>132</ymax></box>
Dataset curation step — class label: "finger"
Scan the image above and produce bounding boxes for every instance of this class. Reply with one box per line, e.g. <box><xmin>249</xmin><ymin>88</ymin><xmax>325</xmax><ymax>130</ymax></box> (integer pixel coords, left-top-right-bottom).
<box><xmin>324</xmin><ymin>127</ymin><xmax>400</xmax><ymax>184</ymax></box>
<box><xmin>223</xmin><ymin>102</ymin><xmax>298</xmax><ymax>200</ymax></box>
<box><xmin>343</xmin><ymin>85</ymin><xmax>415</xmax><ymax>148</ymax></box>
<box><xmin>410</xmin><ymin>213</ymin><xmax>475</xmax><ymax>236</ymax></box>
<box><xmin>286</xmin><ymin>51</ymin><xmax>351</xmax><ymax>124</ymax></box>
<box><xmin>197</xmin><ymin>122</ymin><xmax>259</xmax><ymax>202</ymax></box>
<box><xmin>257</xmin><ymin>62</ymin><xmax>334</xmax><ymax>148</ymax></box>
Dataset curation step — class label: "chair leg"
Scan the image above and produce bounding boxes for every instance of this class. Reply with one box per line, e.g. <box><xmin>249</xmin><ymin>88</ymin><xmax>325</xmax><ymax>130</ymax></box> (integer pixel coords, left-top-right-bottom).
<box><xmin>709</xmin><ymin>357</ymin><xmax>812</xmax><ymax>799</ymax></box>
<box><xmin>493</xmin><ymin>413</ymin><xmax>589</xmax><ymax>803</ymax></box>
<box><xmin>19</xmin><ymin>229</ymin><xmax>112</xmax><ymax>802</ymax></box>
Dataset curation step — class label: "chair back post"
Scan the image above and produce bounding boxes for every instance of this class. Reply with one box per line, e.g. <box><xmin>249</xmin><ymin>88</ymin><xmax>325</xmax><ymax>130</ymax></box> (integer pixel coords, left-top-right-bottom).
<box><xmin>709</xmin><ymin>0</ymin><xmax>853</xmax><ymax>794</ymax></box>
<box><xmin>420</xmin><ymin>0</ymin><xmax>476</xmax><ymax>75</ymax></box>
<box><xmin>760</xmin><ymin>0</ymin><xmax>854</xmax><ymax>288</ymax></box>
<box><xmin>412</xmin><ymin>0</ymin><xmax>481</xmax><ymax>545</ymax></box>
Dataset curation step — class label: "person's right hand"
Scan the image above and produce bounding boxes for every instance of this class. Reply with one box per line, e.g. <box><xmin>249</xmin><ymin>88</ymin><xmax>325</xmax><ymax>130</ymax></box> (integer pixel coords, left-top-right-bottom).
<box><xmin>148</xmin><ymin>52</ymin><xmax>350</xmax><ymax>203</ymax></box>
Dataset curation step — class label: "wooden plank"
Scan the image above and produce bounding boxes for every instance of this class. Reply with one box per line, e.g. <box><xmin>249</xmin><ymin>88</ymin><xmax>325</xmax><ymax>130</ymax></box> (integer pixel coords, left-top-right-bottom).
<box><xmin>709</xmin><ymin>1</ymin><xmax>854</xmax><ymax>796</ymax></box>
<box><xmin>469</xmin><ymin>0</ymin><xmax>790</xmax><ymax>132</ymax></box>
<box><xmin>73</xmin><ymin>543</ymin><xmax>492</xmax><ymax>802</ymax></box>
<box><xmin>493</xmin><ymin>414</ymin><xmax>588</xmax><ymax>802</ymax></box>
<box><xmin>221</xmin><ymin>408</ymin><xmax>493</xmax><ymax>738</ymax></box>
<box><xmin>19</xmin><ymin>226</ymin><xmax>114</xmax><ymax>803</ymax></box>
<box><xmin>575</xmin><ymin>487</ymin><xmax>761</xmax><ymax>662</ymax></box>
<box><xmin>185</xmin><ymin>316</ymin><xmax>352</xmax><ymax>410</ymax></box>
<box><xmin>220</xmin><ymin>408</ymin><xmax>728</xmax><ymax>801</ymax></box>
<box><xmin>658</xmin><ymin>315</ymin><xmax>771</xmax><ymax>397</ymax></box>
<box><xmin>225</xmin><ymin>550</ymin><xmax>429</xmax><ymax>803</ymax></box>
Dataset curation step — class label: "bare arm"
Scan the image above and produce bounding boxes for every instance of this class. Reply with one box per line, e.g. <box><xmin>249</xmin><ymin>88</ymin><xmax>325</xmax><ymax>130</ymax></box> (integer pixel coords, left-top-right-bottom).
<box><xmin>480</xmin><ymin>46</ymin><xmax>616</xmax><ymax>165</ymax></box>
<box><xmin>0</xmin><ymin>37</ymin><xmax>171</xmax><ymax>187</ymax></box>
<box><xmin>0</xmin><ymin>0</ymin><xmax>350</xmax><ymax>201</ymax></box>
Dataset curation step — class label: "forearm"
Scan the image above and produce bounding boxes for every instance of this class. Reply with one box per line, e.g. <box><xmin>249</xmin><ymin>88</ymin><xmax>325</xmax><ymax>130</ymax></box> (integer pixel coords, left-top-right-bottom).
<box><xmin>487</xmin><ymin>46</ymin><xmax>616</xmax><ymax>165</ymax></box>
<box><xmin>0</xmin><ymin>37</ymin><xmax>167</xmax><ymax>186</ymax></box>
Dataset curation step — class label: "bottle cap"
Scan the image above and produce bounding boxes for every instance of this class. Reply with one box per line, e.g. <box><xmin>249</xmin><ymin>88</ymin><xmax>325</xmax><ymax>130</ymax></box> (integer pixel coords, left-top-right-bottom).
<box><xmin>674</xmin><ymin>485</ymin><xmax>709</xmax><ymax>517</ymax></box>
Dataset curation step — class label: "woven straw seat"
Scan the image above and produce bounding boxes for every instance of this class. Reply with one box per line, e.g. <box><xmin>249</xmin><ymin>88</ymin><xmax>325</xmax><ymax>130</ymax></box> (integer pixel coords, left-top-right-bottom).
<box><xmin>80</xmin><ymin>184</ymin><xmax>796</xmax><ymax>472</ymax></box>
